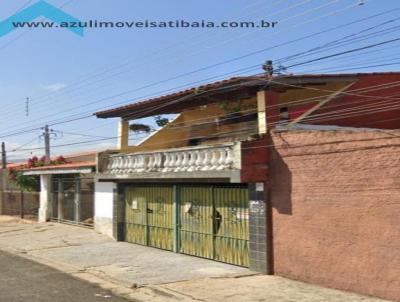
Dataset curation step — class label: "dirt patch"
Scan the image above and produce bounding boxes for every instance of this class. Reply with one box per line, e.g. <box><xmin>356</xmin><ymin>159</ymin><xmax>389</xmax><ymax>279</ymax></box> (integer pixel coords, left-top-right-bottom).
<box><xmin>0</xmin><ymin>215</ymin><xmax>37</xmax><ymax>224</ymax></box>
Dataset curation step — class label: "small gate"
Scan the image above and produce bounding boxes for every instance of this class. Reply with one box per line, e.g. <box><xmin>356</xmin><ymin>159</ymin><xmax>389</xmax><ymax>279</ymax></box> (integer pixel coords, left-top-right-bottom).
<box><xmin>125</xmin><ymin>186</ymin><xmax>174</xmax><ymax>251</ymax></box>
<box><xmin>179</xmin><ymin>185</ymin><xmax>249</xmax><ymax>266</ymax></box>
<box><xmin>51</xmin><ymin>177</ymin><xmax>94</xmax><ymax>226</ymax></box>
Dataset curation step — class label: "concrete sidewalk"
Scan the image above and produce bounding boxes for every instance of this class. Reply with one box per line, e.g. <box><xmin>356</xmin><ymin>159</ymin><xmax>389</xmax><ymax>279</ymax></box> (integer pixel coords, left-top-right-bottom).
<box><xmin>0</xmin><ymin>216</ymin><xmax>390</xmax><ymax>302</ymax></box>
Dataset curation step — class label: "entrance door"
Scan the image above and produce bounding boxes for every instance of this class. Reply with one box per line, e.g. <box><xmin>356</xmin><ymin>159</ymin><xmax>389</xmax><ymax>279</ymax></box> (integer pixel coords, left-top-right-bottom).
<box><xmin>125</xmin><ymin>186</ymin><xmax>174</xmax><ymax>251</ymax></box>
<box><xmin>213</xmin><ymin>186</ymin><xmax>249</xmax><ymax>266</ymax></box>
<box><xmin>179</xmin><ymin>186</ymin><xmax>214</xmax><ymax>259</ymax></box>
<box><xmin>179</xmin><ymin>185</ymin><xmax>249</xmax><ymax>266</ymax></box>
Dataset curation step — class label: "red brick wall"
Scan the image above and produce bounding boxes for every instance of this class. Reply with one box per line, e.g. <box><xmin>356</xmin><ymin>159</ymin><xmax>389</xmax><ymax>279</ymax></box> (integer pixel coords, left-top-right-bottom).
<box><xmin>307</xmin><ymin>73</ymin><xmax>400</xmax><ymax>129</ymax></box>
<box><xmin>241</xmin><ymin>137</ymin><xmax>269</xmax><ymax>183</ymax></box>
<box><xmin>241</xmin><ymin>90</ymin><xmax>279</xmax><ymax>183</ymax></box>
<box><xmin>270</xmin><ymin>129</ymin><xmax>400</xmax><ymax>301</ymax></box>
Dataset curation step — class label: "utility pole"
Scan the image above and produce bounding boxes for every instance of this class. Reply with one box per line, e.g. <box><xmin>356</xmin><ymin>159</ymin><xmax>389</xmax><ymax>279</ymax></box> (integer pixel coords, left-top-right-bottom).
<box><xmin>1</xmin><ymin>142</ymin><xmax>6</xmax><ymax>169</ymax></box>
<box><xmin>25</xmin><ymin>97</ymin><xmax>30</xmax><ymax>117</ymax></box>
<box><xmin>44</xmin><ymin>125</ymin><xmax>50</xmax><ymax>164</ymax></box>
<box><xmin>262</xmin><ymin>60</ymin><xmax>274</xmax><ymax>76</ymax></box>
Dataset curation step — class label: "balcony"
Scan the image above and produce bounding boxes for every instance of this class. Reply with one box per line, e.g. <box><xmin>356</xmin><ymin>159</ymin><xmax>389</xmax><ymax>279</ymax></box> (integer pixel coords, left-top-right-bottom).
<box><xmin>97</xmin><ymin>143</ymin><xmax>242</xmax><ymax>182</ymax></box>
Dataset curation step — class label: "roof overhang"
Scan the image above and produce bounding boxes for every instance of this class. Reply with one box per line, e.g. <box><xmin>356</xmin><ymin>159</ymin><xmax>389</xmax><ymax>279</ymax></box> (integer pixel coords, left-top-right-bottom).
<box><xmin>94</xmin><ymin>74</ymin><xmax>360</xmax><ymax>120</ymax></box>
<box><xmin>23</xmin><ymin>167</ymin><xmax>94</xmax><ymax>176</ymax></box>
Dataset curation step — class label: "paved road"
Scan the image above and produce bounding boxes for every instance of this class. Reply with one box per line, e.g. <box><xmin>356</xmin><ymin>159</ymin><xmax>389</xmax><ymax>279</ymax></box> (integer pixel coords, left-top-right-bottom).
<box><xmin>0</xmin><ymin>251</ymin><xmax>128</xmax><ymax>302</ymax></box>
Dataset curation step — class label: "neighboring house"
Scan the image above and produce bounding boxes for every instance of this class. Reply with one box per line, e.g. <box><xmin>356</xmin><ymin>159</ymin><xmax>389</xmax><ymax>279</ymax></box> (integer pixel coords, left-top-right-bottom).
<box><xmin>92</xmin><ymin>71</ymin><xmax>400</xmax><ymax>267</ymax></box>
<box><xmin>21</xmin><ymin>152</ymin><xmax>96</xmax><ymax>226</ymax></box>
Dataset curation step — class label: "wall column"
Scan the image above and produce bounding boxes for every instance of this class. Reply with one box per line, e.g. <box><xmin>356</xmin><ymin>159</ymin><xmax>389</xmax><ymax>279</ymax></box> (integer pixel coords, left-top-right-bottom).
<box><xmin>113</xmin><ymin>184</ymin><xmax>125</xmax><ymax>241</ymax></box>
<box><xmin>0</xmin><ymin>169</ymin><xmax>5</xmax><ymax>215</ymax></box>
<box><xmin>74</xmin><ymin>177</ymin><xmax>81</xmax><ymax>223</ymax></box>
<box><xmin>117</xmin><ymin>119</ymin><xmax>129</xmax><ymax>150</ymax></box>
<box><xmin>57</xmin><ymin>179</ymin><xmax>64</xmax><ymax>221</ymax></box>
<box><xmin>39</xmin><ymin>174</ymin><xmax>52</xmax><ymax>223</ymax></box>
<box><xmin>257</xmin><ymin>91</ymin><xmax>267</xmax><ymax>135</ymax></box>
<box><xmin>94</xmin><ymin>182</ymin><xmax>116</xmax><ymax>238</ymax></box>
<box><xmin>257</xmin><ymin>89</ymin><xmax>280</xmax><ymax>134</ymax></box>
<box><xmin>247</xmin><ymin>90</ymin><xmax>280</xmax><ymax>274</ymax></box>
<box><xmin>249</xmin><ymin>182</ymin><xmax>273</xmax><ymax>274</ymax></box>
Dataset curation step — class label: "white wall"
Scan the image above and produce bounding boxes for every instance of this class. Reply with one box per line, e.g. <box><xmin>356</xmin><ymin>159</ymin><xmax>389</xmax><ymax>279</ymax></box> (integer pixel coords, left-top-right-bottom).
<box><xmin>94</xmin><ymin>182</ymin><xmax>116</xmax><ymax>238</ymax></box>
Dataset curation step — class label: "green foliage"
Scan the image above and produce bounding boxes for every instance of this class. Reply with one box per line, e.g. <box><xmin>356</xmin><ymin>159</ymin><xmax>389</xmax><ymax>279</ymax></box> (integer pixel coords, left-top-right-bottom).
<box><xmin>9</xmin><ymin>169</ymin><xmax>39</xmax><ymax>192</ymax></box>
<box><xmin>154</xmin><ymin>116</ymin><xmax>170</xmax><ymax>127</ymax></box>
<box><xmin>8</xmin><ymin>155</ymin><xmax>67</xmax><ymax>192</ymax></box>
<box><xmin>129</xmin><ymin>123</ymin><xmax>151</xmax><ymax>133</ymax></box>
<box><xmin>218</xmin><ymin>100</ymin><xmax>242</xmax><ymax>113</ymax></box>
<box><xmin>218</xmin><ymin>99</ymin><xmax>256</xmax><ymax>115</ymax></box>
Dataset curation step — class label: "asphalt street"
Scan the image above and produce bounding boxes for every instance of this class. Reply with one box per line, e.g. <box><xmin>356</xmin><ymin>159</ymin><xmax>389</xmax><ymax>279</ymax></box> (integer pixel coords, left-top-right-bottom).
<box><xmin>0</xmin><ymin>250</ymin><xmax>128</xmax><ymax>302</ymax></box>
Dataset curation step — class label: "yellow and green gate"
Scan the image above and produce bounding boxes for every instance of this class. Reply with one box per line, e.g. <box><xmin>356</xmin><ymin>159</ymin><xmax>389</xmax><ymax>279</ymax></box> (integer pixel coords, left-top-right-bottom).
<box><xmin>124</xmin><ymin>184</ymin><xmax>249</xmax><ymax>267</ymax></box>
<box><xmin>125</xmin><ymin>185</ymin><xmax>174</xmax><ymax>250</ymax></box>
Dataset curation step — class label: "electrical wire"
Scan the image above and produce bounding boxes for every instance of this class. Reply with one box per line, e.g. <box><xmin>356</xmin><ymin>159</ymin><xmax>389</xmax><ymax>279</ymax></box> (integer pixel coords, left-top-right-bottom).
<box><xmin>8</xmin><ymin>95</ymin><xmax>400</xmax><ymax>155</ymax></box>
<box><xmin>0</xmin><ymin>0</ymin><xmax>288</xmax><ymax>113</ymax></box>
<box><xmin>275</xmin><ymin>16</ymin><xmax>400</xmax><ymax>64</ymax></box>
<box><xmin>0</xmin><ymin>0</ymin><xmax>76</xmax><ymax>52</ymax></box>
<box><xmin>0</xmin><ymin>1</ymin><xmax>383</xmax><ymax>129</ymax></box>
<box><xmin>0</xmin><ymin>0</ymin><xmax>362</xmax><ymax>119</ymax></box>
<box><xmin>283</xmin><ymin>37</ymin><xmax>400</xmax><ymax>70</ymax></box>
<box><xmin>0</xmin><ymin>66</ymin><xmax>262</xmax><ymax>138</ymax></box>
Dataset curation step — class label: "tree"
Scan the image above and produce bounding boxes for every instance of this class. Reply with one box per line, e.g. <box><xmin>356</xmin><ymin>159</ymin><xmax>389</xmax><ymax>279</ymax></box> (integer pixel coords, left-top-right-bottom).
<box><xmin>9</xmin><ymin>169</ymin><xmax>39</xmax><ymax>192</ymax></box>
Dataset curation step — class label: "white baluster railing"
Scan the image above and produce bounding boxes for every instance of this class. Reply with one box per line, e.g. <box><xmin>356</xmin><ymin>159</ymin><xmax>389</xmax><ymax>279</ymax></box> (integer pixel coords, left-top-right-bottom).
<box><xmin>105</xmin><ymin>143</ymin><xmax>239</xmax><ymax>174</ymax></box>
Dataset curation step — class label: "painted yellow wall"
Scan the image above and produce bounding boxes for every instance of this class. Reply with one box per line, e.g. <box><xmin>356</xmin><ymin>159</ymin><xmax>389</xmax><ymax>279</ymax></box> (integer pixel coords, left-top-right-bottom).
<box><xmin>120</xmin><ymin>97</ymin><xmax>258</xmax><ymax>153</ymax></box>
<box><xmin>118</xmin><ymin>81</ymin><xmax>353</xmax><ymax>153</ymax></box>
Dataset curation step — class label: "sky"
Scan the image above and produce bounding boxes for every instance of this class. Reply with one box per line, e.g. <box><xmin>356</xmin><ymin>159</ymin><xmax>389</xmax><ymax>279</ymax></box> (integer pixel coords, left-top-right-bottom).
<box><xmin>0</xmin><ymin>0</ymin><xmax>399</xmax><ymax>161</ymax></box>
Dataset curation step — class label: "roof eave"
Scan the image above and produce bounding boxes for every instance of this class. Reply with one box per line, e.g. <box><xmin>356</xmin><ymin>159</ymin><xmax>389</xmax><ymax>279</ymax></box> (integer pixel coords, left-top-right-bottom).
<box><xmin>22</xmin><ymin>167</ymin><xmax>94</xmax><ymax>176</ymax></box>
<box><xmin>95</xmin><ymin>74</ymin><xmax>360</xmax><ymax>119</ymax></box>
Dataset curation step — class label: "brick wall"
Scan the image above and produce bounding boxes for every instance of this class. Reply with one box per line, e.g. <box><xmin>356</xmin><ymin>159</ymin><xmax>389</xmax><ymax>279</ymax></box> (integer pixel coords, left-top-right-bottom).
<box><xmin>270</xmin><ymin>129</ymin><xmax>400</xmax><ymax>301</ymax></box>
<box><xmin>241</xmin><ymin>137</ymin><xmax>269</xmax><ymax>183</ymax></box>
<box><xmin>307</xmin><ymin>73</ymin><xmax>400</xmax><ymax>129</ymax></box>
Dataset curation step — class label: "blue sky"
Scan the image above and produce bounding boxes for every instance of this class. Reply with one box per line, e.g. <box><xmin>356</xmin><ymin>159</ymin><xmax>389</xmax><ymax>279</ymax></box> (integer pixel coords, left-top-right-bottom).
<box><xmin>0</xmin><ymin>0</ymin><xmax>399</xmax><ymax>160</ymax></box>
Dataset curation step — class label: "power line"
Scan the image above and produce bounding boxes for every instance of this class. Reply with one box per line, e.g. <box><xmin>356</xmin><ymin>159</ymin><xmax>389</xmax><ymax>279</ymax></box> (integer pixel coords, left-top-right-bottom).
<box><xmin>0</xmin><ymin>0</ymin><xmax>362</xmax><ymax>118</ymax></box>
<box><xmin>296</xmin><ymin>61</ymin><xmax>400</xmax><ymax>74</ymax></box>
<box><xmin>45</xmin><ymin>81</ymin><xmax>400</xmax><ymax>149</ymax></box>
<box><xmin>0</xmin><ymin>1</ymin><xmax>380</xmax><ymax>130</ymax></box>
<box><xmin>3</xmin><ymin>18</ymin><xmax>400</xmax><ymax>143</ymax></box>
<box><xmin>275</xmin><ymin>15</ymin><xmax>400</xmax><ymax>64</ymax></box>
<box><xmin>9</xmin><ymin>87</ymin><xmax>400</xmax><ymax>155</ymax></box>
<box><xmin>296</xmin><ymin>51</ymin><xmax>400</xmax><ymax>73</ymax></box>
<box><xmin>279</xmin><ymin>25</ymin><xmax>400</xmax><ymax>69</ymax></box>
<box><xmin>0</xmin><ymin>0</ymin><xmax>76</xmax><ymax>52</ymax></box>
<box><xmin>0</xmin><ymin>66</ymin><xmax>262</xmax><ymax>138</ymax></box>
<box><xmin>283</xmin><ymin>37</ymin><xmax>400</xmax><ymax>70</ymax></box>
<box><xmin>0</xmin><ymin>0</ymin><xmax>288</xmax><ymax>114</ymax></box>
<box><xmin>14</xmin><ymin>0</ymin><xmax>34</xmax><ymax>13</ymax></box>
<box><xmin>53</xmin><ymin>130</ymin><xmax>113</xmax><ymax>139</ymax></box>
<box><xmin>3</xmin><ymin>67</ymin><xmax>400</xmax><ymax>143</ymax></box>
<box><xmin>11</xmin><ymin>136</ymin><xmax>39</xmax><ymax>152</ymax></box>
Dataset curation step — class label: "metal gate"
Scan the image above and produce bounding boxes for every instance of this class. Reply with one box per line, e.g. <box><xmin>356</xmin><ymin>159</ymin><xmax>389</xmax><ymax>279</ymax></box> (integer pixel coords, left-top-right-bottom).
<box><xmin>51</xmin><ymin>177</ymin><xmax>94</xmax><ymax>227</ymax></box>
<box><xmin>125</xmin><ymin>186</ymin><xmax>174</xmax><ymax>251</ymax></box>
<box><xmin>179</xmin><ymin>185</ymin><xmax>249</xmax><ymax>266</ymax></box>
<box><xmin>124</xmin><ymin>184</ymin><xmax>249</xmax><ymax>266</ymax></box>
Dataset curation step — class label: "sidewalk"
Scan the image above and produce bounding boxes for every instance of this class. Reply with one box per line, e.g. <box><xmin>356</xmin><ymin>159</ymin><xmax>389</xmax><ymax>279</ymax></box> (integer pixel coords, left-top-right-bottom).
<box><xmin>0</xmin><ymin>216</ymin><xmax>390</xmax><ymax>302</ymax></box>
